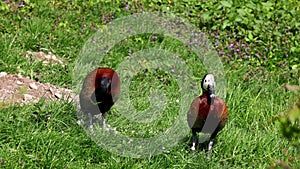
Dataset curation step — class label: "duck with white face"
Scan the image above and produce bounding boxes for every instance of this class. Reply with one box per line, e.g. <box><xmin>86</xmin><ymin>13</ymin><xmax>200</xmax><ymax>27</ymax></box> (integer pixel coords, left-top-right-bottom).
<box><xmin>187</xmin><ymin>74</ymin><xmax>228</xmax><ymax>159</ymax></box>
<box><xmin>201</xmin><ymin>74</ymin><xmax>216</xmax><ymax>105</ymax></box>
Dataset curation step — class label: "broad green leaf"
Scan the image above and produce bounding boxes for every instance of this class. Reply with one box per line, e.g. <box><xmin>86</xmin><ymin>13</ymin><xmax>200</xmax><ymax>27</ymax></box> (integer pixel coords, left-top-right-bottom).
<box><xmin>288</xmin><ymin>107</ymin><xmax>300</xmax><ymax>122</ymax></box>
<box><xmin>220</xmin><ymin>1</ymin><xmax>232</xmax><ymax>8</ymax></box>
<box><xmin>248</xmin><ymin>31</ymin><xmax>253</xmax><ymax>41</ymax></box>
<box><xmin>274</xmin><ymin>31</ymin><xmax>282</xmax><ymax>36</ymax></box>
<box><xmin>201</xmin><ymin>12</ymin><xmax>210</xmax><ymax>21</ymax></box>
<box><xmin>235</xmin><ymin>16</ymin><xmax>242</xmax><ymax>22</ymax></box>
<box><xmin>261</xmin><ymin>2</ymin><xmax>274</xmax><ymax>8</ymax></box>
<box><xmin>291</xmin><ymin>65</ymin><xmax>298</xmax><ymax>70</ymax></box>
<box><xmin>237</xmin><ymin>8</ymin><xmax>247</xmax><ymax>16</ymax></box>
<box><xmin>246</xmin><ymin>1</ymin><xmax>256</xmax><ymax>9</ymax></box>
<box><xmin>222</xmin><ymin>20</ymin><xmax>231</xmax><ymax>29</ymax></box>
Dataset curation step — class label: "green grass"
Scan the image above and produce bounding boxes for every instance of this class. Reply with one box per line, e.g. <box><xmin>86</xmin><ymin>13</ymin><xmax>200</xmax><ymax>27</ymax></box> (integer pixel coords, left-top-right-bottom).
<box><xmin>0</xmin><ymin>1</ymin><xmax>299</xmax><ymax>168</ymax></box>
<box><xmin>0</xmin><ymin>71</ymin><xmax>299</xmax><ymax>168</ymax></box>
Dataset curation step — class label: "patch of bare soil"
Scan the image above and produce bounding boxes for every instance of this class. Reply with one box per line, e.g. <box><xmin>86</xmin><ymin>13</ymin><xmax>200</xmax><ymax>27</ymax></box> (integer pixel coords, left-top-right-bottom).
<box><xmin>0</xmin><ymin>72</ymin><xmax>78</xmax><ymax>106</ymax></box>
<box><xmin>0</xmin><ymin>51</ymin><xmax>78</xmax><ymax>107</ymax></box>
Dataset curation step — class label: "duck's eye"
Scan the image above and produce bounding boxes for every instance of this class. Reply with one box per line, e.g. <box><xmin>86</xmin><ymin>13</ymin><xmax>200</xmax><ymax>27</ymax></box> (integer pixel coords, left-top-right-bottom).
<box><xmin>204</xmin><ymin>80</ymin><xmax>207</xmax><ymax>82</ymax></box>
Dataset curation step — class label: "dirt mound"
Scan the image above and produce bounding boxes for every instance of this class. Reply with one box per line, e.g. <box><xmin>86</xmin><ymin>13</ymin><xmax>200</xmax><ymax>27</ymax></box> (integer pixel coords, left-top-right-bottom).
<box><xmin>0</xmin><ymin>72</ymin><xmax>78</xmax><ymax>107</ymax></box>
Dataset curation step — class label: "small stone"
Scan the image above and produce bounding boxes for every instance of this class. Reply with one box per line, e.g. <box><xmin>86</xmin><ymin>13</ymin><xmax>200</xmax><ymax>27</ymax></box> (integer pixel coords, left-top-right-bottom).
<box><xmin>16</xmin><ymin>80</ymin><xmax>23</xmax><ymax>85</ymax></box>
<box><xmin>23</xmin><ymin>94</ymin><xmax>34</xmax><ymax>101</ymax></box>
<box><xmin>64</xmin><ymin>89</ymin><xmax>72</xmax><ymax>93</ymax></box>
<box><xmin>50</xmin><ymin>53</ymin><xmax>57</xmax><ymax>59</ymax></box>
<box><xmin>54</xmin><ymin>92</ymin><xmax>62</xmax><ymax>99</ymax></box>
<box><xmin>0</xmin><ymin>72</ymin><xmax>7</xmax><ymax>77</ymax></box>
<box><xmin>48</xmin><ymin>87</ymin><xmax>54</xmax><ymax>94</ymax></box>
<box><xmin>29</xmin><ymin>83</ymin><xmax>38</xmax><ymax>90</ymax></box>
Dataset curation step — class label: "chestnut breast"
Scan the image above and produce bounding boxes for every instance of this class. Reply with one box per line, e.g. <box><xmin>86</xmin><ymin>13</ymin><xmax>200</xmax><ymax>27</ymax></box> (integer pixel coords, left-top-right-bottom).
<box><xmin>187</xmin><ymin>93</ymin><xmax>228</xmax><ymax>132</ymax></box>
<box><xmin>79</xmin><ymin>68</ymin><xmax>120</xmax><ymax>114</ymax></box>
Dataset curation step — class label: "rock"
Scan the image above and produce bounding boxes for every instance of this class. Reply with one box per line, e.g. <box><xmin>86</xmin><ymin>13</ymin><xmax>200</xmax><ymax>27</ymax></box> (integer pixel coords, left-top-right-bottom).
<box><xmin>0</xmin><ymin>72</ymin><xmax>7</xmax><ymax>77</ymax></box>
<box><xmin>0</xmin><ymin>73</ymin><xmax>78</xmax><ymax>106</ymax></box>
<box><xmin>16</xmin><ymin>80</ymin><xmax>23</xmax><ymax>85</ymax></box>
<box><xmin>24</xmin><ymin>51</ymin><xmax>65</xmax><ymax>66</ymax></box>
<box><xmin>48</xmin><ymin>87</ymin><xmax>55</xmax><ymax>94</ymax></box>
<box><xmin>54</xmin><ymin>92</ymin><xmax>62</xmax><ymax>99</ymax></box>
<box><xmin>17</xmin><ymin>74</ymin><xmax>23</xmax><ymax>78</ymax></box>
<box><xmin>29</xmin><ymin>83</ymin><xmax>38</xmax><ymax>90</ymax></box>
<box><xmin>23</xmin><ymin>94</ymin><xmax>34</xmax><ymax>101</ymax></box>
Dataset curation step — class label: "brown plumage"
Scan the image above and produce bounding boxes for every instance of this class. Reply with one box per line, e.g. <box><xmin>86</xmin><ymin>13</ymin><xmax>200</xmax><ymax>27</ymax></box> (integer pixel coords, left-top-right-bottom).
<box><xmin>187</xmin><ymin>74</ymin><xmax>228</xmax><ymax>159</ymax></box>
<box><xmin>79</xmin><ymin>67</ymin><xmax>120</xmax><ymax>129</ymax></box>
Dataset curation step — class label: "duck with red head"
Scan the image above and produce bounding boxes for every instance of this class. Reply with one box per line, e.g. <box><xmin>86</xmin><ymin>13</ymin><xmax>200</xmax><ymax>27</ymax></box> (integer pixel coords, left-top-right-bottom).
<box><xmin>187</xmin><ymin>74</ymin><xmax>228</xmax><ymax>159</ymax></box>
<box><xmin>79</xmin><ymin>67</ymin><xmax>120</xmax><ymax>129</ymax></box>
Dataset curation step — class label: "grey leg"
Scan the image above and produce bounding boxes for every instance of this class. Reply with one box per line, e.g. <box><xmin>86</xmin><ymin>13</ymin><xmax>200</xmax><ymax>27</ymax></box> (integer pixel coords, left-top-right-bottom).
<box><xmin>88</xmin><ymin>113</ymin><xmax>94</xmax><ymax>130</ymax></box>
<box><xmin>102</xmin><ymin>113</ymin><xmax>106</xmax><ymax>128</ymax></box>
<box><xmin>191</xmin><ymin>130</ymin><xmax>197</xmax><ymax>151</ymax></box>
<box><xmin>207</xmin><ymin>138</ymin><xmax>214</xmax><ymax>159</ymax></box>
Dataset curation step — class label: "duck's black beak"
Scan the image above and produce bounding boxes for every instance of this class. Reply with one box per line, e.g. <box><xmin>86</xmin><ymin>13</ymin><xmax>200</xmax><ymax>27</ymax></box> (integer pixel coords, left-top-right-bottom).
<box><xmin>99</xmin><ymin>77</ymin><xmax>111</xmax><ymax>93</ymax></box>
<box><xmin>208</xmin><ymin>84</ymin><xmax>215</xmax><ymax>94</ymax></box>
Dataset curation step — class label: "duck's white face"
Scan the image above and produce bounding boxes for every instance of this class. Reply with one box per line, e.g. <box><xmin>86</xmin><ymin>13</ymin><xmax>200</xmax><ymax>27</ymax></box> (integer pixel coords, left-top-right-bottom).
<box><xmin>202</xmin><ymin>74</ymin><xmax>216</xmax><ymax>91</ymax></box>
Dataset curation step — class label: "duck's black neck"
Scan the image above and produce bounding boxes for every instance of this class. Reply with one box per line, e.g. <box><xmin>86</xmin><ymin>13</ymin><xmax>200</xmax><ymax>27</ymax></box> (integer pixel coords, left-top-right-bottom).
<box><xmin>205</xmin><ymin>90</ymin><xmax>215</xmax><ymax>105</ymax></box>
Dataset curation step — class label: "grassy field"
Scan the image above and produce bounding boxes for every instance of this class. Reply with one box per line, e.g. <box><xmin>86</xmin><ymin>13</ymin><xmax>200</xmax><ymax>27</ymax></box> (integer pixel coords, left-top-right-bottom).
<box><xmin>0</xmin><ymin>1</ymin><xmax>299</xmax><ymax>168</ymax></box>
